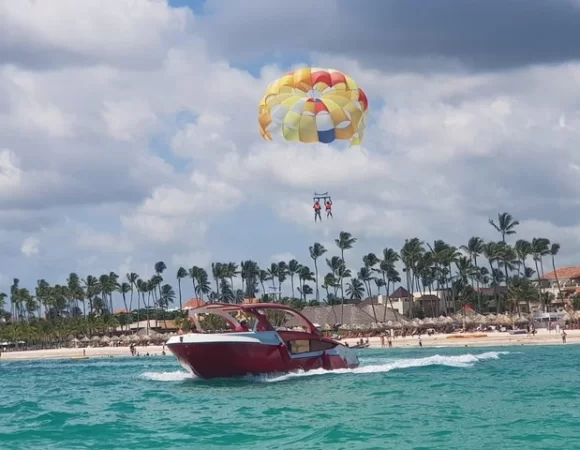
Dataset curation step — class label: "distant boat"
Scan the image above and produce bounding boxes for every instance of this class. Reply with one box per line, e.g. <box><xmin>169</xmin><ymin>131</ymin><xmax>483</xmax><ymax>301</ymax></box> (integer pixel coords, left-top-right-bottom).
<box><xmin>70</xmin><ymin>356</ymin><xmax>89</xmax><ymax>360</ymax></box>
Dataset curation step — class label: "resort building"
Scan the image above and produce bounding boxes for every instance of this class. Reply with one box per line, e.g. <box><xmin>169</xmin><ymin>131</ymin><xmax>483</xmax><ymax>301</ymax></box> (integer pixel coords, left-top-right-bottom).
<box><xmin>540</xmin><ymin>267</ymin><xmax>579</xmax><ymax>308</ymax></box>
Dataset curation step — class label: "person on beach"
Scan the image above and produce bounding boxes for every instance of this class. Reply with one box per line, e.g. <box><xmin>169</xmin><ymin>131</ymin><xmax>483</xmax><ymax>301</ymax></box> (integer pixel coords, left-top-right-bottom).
<box><xmin>387</xmin><ymin>333</ymin><xmax>392</xmax><ymax>348</ymax></box>
<box><xmin>313</xmin><ymin>200</ymin><xmax>322</xmax><ymax>222</ymax></box>
<box><xmin>380</xmin><ymin>334</ymin><xmax>385</xmax><ymax>348</ymax></box>
<box><xmin>562</xmin><ymin>330</ymin><xmax>567</xmax><ymax>344</ymax></box>
<box><xmin>418</xmin><ymin>334</ymin><xmax>423</xmax><ymax>347</ymax></box>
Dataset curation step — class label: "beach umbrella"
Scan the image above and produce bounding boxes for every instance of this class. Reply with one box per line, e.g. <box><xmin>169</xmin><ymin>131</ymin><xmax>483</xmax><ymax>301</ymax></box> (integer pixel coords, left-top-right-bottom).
<box><xmin>90</xmin><ymin>335</ymin><xmax>101</xmax><ymax>343</ymax></box>
<box><xmin>80</xmin><ymin>336</ymin><xmax>90</xmax><ymax>343</ymax></box>
<box><xmin>473</xmin><ymin>314</ymin><xmax>486</xmax><ymax>324</ymax></box>
<box><xmin>111</xmin><ymin>335</ymin><xmax>121</xmax><ymax>342</ymax></box>
<box><xmin>100</xmin><ymin>335</ymin><xmax>111</xmax><ymax>343</ymax></box>
<box><xmin>423</xmin><ymin>317</ymin><xmax>435</xmax><ymax>326</ymax></box>
<box><xmin>386</xmin><ymin>320</ymin><xmax>394</xmax><ymax>328</ymax></box>
<box><xmin>452</xmin><ymin>313</ymin><xmax>463</xmax><ymax>323</ymax></box>
<box><xmin>130</xmin><ymin>334</ymin><xmax>141</xmax><ymax>343</ymax></box>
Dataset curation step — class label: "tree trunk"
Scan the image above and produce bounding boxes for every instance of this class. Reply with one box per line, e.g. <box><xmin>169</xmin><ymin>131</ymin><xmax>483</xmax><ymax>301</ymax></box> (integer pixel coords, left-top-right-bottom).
<box><xmin>314</xmin><ymin>259</ymin><xmax>320</xmax><ymax>303</ymax></box>
<box><xmin>551</xmin><ymin>255</ymin><xmax>563</xmax><ymax>302</ymax></box>
<box><xmin>534</xmin><ymin>259</ymin><xmax>544</xmax><ymax>312</ymax></box>
<box><xmin>340</xmin><ymin>249</ymin><xmax>345</xmax><ymax>324</ymax></box>
<box><xmin>368</xmin><ymin>282</ymin><xmax>377</xmax><ymax>322</ymax></box>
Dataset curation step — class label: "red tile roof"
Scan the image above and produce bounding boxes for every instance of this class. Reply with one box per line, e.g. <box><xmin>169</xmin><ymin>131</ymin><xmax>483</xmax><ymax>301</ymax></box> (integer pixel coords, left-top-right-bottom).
<box><xmin>542</xmin><ymin>267</ymin><xmax>580</xmax><ymax>280</ymax></box>
<box><xmin>182</xmin><ymin>298</ymin><xmax>205</xmax><ymax>310</ymax></box>
<box><xmin>114</xmin><ymin>308</ymin><xmax>130</xmax><ymax>314</ymax></box>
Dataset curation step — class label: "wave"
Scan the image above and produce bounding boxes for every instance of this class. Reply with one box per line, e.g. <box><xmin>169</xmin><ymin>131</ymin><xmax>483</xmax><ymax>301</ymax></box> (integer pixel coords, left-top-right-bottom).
<box><xmin>140</xmin><ymin>351</ymin><xmax>508</xmax><ymax>383</ymax></box>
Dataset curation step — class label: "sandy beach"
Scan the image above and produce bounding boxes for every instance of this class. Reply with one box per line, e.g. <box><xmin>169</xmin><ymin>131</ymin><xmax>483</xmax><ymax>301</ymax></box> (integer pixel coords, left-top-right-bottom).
<box><xmin>0</xmin><ymin>345</ymin><xmax>167</xmax><ymax>361</ymax></box>
<box><xmin>1</xmin><ymin>329</ymin><xmax>577</xmax><ymax>361</ymax></box>
<box><xmin>342</xmin><ymin>328</ymin><xmax>580</xmax><ymax>349</ymax></box>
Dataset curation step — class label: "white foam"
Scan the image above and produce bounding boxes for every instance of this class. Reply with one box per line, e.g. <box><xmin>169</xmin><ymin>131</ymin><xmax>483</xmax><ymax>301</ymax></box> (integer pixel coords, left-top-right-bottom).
<box><xmin>139</xmin><ymin>371</ymin><xmax>195</xmax><ymax>382</ymax></box>
<box><xmin>258</xmin><ymin>351</ymin><xmax>509</xmax><ymax>383</ymax></box>
<box><xmin>139</xmin><ymin>351</ymin><xmax>508</xmax><ymax>383</ymax></box>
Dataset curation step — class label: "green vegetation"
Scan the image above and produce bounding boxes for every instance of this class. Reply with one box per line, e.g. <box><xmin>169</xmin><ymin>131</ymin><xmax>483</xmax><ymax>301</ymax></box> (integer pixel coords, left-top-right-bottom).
<box><xmin>0</xmin><ymin>212</ymin><xmax>570</xmax><ymax>343</ymax></box>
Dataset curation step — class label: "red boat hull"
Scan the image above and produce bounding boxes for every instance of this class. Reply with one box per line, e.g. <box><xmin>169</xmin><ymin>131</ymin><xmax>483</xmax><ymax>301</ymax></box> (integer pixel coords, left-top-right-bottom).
<box><xmin>167</xmin><ymin>338</ymin><xmax>358</xmax><ymax>379</ymax></box>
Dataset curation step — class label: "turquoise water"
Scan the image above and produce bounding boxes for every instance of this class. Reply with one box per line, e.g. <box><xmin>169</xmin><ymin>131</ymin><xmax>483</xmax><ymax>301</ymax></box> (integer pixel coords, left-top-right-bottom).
<box><xmin>1</xmin><ymin>346</ymin><xmax>580</xmax><ymax>449</ymax></box>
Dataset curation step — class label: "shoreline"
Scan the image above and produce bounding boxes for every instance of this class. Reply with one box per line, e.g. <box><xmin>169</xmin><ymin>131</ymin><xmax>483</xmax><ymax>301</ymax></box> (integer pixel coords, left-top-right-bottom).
<box><xmin>342</xmin><ymin>328</ymin><xmax>579</xmax><ymax>349</ymax></box>
<box><xmin>1</xmin><ymin>330</ymin><xmax>577</xmax><ymax>362</ymax></box>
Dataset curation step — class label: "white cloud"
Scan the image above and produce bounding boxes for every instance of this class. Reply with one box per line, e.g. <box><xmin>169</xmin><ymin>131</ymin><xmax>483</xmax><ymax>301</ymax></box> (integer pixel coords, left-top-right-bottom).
<box><xmin>271</xmin><ymin>252</ymin><xmax>296</xmax><ymax>263</ymax></box>
<box><xmin>20</xmin><ymin>236</ymin><xmax>39</xmax><ymax>257</ymax></box>
<box><xmin>75</xmin><ymin>227</ymin><xmax>134</xmax><ymax>253</ymax></box>
<box><xmin>171</xmin><ymin>251</ymin><xmax>212</xmax><ymax>270</ymax></box>
<box><xmin>0</xmin><ymin>149</ymin><xmax>20</xmax><ymax>189</ymax></box>
<box><xmin>171</xmin><ymin>113</ymin><xmax>237</xmax><ymax>160</ymax></box>
<box><xmin>2</xmin><ymin>0</ymin><xmax>580</xmax><ymax>302</ymax></box>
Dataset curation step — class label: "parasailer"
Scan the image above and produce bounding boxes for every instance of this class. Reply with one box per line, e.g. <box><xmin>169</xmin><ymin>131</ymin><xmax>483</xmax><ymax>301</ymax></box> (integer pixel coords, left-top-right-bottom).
<box><xmin>313</xmin><ymin>192</ymin><xmax>332</xmax><ymax>222</ymax></box>
<box><xmin>313</xmin><ymin>199</ymin><xmax>322</xmax><ymax>222</ymax></box>
<box><xmin>325</xmin><ymin>198</ymin><xmax>333</xmax><ymax>219</ymax></box>
<box><xmin>258</xmin><ymin>67</ymin><xmax>369</xmax><ymax>146</ymax></box>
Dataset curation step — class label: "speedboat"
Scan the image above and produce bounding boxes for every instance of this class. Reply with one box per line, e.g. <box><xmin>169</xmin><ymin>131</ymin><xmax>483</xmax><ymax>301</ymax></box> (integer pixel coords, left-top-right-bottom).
<box><xmin>166</xmin><ymin>303</ymin><xmax>359</xmax><ymax>379</ymax></box>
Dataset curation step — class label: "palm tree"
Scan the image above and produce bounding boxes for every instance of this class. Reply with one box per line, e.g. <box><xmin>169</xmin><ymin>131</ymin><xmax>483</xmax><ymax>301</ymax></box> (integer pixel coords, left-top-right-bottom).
<box><xmin>118</xmin><ymin>282</ymin><xmax>131</xmax><ymax>314</ymax></box>
<box><xmin>514</xmin><ymin>240</ymin><xmax>532</xmax><ymax>277</ymax></box>
<box><xmin>0</xmin><ymin>292</ymin><xmax>6</xmax><ymax>310</ymax></box>
<box><xmin>489</xmin><ymin>212</ymin><xmax>519</xmax><ymax>299</ymax></box>
<box><xmin>159</xmin><ymin>283</ymin><xmax>176</xmax><ymax>329</ymax></box>
<box><xmin>126</xmin><ymin>272</ymin><xmax>139</xmax><ymax>312</ymax></box>
<box><xmin>309</xmin><ymin>243</ymin><xmax>327</xmax><ymax>303</ymax></box>
<box><xmin>482</xmin><ymin>242</ymin><xmax>502</xmax><ymax>313</ymax></box>
<box><xmin>531</xmin><ymin>237</ymin><xmax>551</xmax><ymax>311</ymax></box>
<box><xmin>195</xmin><ymin>269</ymin><xmax>212</xmax><ymax>300</ymax></box>
<box><xmin>211</xmin><ymin>263</ymin><xmax>224</xmax><ymax>299</ymax></box>
<box><xmin>287</xmin><ymin>259</ymin><xmax>301</xmax><ymax>300</ymax></box>
<box><xmin>335</xmin><ymin>231</ymin><xmax>357</xmax><ymax>321</ymax></box>
<box><xmin>277</xmin><ymin>261</ymin><xmax>288</xmax><ymax>299</ymax></box>
<box><xmin>265</xmin><ymin>263</ymin><xmax>279</xmax><ymax>299</ymax></box>
<box><xmin>346</xmin><ymin>278</ymin><xmax>365</xmax><ymax>300</ymax></box>
<box><xmin>489</xmin><ymin>212</ymin><xmax>520</xmax><ymax>243</ymax></box>
<box><xmin>226</xmin><ymin>262</ymin><xmax>240</xmax><ymax>291</ymax></box>
<box><xmin>258</xmin><ymin>270</ymin><xmax>269</xmax><ymax>298</ymax></box>
<box><xmin>188</xmin><ymin>266</ymin><xmax>201</xmax><ymax>300</ymax></box>
<box><xmin>460</xmin><ymin>237</ymin><xmax>484</xmax><ymax>310</ymax></box>
<box><xmin>154</xmin><ymin>261</ymin><xmax>167</xmax><ymax>305</ymax></box>
<box><xmin>549</xmin><ymin>242</ymin><xmax>563</xmax><ymax>303</ymax></box>
<box><xmin>176</xmin><ymin>267</ymin><xmax>187</xmax><ymax>310</ymax></box>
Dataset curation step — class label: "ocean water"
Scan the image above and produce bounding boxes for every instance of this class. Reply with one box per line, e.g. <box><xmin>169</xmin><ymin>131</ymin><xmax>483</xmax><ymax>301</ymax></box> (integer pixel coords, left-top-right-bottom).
<box><xmin>1</xmin><ymin>345</ymin><xmax>580</xmax><ymax>450</ymax></box>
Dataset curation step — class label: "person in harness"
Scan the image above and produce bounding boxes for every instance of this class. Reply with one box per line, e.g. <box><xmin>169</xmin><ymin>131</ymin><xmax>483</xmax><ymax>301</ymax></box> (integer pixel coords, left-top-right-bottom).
<box><xmin>313</xmin><ymin>200</ymin><xmax>322</xmax><ymax>222</ymax></box>
<box><xmin>325</xmin><ymin>198</ymin><xmax>333</xmax><ymax>219</ymax></box>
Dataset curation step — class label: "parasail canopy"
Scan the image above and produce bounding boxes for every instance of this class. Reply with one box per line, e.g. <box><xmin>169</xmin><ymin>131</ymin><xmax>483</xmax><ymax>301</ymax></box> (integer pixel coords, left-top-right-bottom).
<box><xmin>258</xmin><ymin>67</ymin><xmax>368</xmax><ymax>146</ymax></box>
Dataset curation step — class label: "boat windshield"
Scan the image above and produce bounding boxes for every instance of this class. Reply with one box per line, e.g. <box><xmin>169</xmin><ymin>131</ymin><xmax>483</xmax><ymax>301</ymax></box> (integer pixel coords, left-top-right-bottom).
<box><xmin>188</xmin><ymin>304</ymin><xmax>318</xmax><ymax>335</ymax></box>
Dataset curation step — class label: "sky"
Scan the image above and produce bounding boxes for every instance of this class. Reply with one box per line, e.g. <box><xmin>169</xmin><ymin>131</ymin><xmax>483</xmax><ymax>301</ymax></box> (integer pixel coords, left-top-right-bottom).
<box><xmin>2</xmin><ymin>0</ymin><xmax>580</xmax><ymax>304</ymax></box>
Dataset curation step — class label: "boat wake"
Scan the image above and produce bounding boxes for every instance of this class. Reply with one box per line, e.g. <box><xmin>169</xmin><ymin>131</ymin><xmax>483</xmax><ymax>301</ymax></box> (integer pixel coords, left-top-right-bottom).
<box><xmin>260</xmin><ymin>351</ymin><xmax>509</xmax><ymax>383</ymax></box>
<box><xmin>139</xmin><ymin>371</ymin><xmax>195</xmax><ymax>382</ymax></box>
<box><xmin>139</xmin><ymin>351</ymin><xmax>508</xmax><ymax>383</ymax></box>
